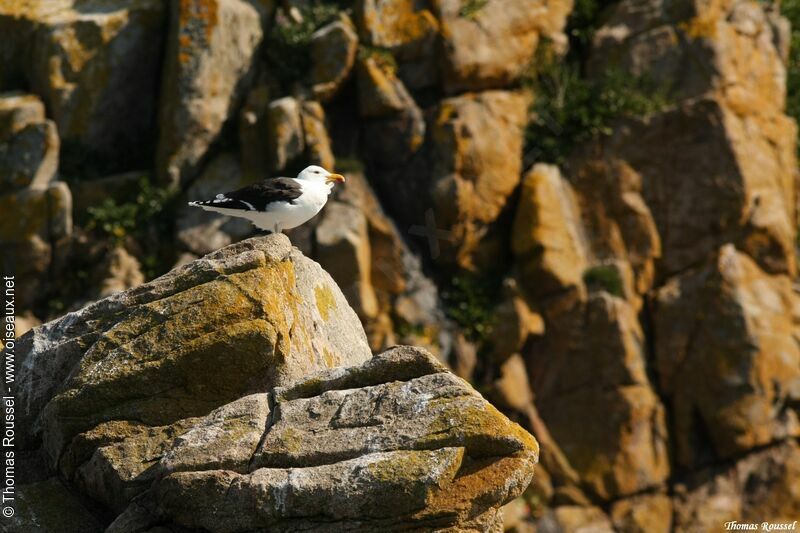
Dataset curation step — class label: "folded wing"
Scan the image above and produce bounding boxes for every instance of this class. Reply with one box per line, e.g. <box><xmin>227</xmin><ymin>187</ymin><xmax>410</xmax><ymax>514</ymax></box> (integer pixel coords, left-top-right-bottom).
<box><xmin>189</xmin><ymin>177</ymin><xmax>304</xmax><ymax>212</ymax></box>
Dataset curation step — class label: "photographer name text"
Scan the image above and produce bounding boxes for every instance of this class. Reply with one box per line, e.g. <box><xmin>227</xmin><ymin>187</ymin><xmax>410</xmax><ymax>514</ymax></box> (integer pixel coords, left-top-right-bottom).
<box><xmin>726</xmin><ymin>522</ymin><xmax>798</xmax><ymax>531</ymax></box>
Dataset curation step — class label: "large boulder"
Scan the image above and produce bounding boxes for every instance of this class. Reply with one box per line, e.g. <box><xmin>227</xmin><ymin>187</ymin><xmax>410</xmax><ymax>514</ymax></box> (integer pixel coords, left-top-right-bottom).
<box><xmin>264</xmin><ymin>96</ymin><xmax>306</xmax><ymax>173</ymax></box>
<box><xmin>0</xmin><ymin>92</ymin><xmax>46</xmax><ymax>141</ymax></box>
<box><xmin>435</xmin><ymin>0</ymin><xmax>572</xmax><ymax>93</ymax></box>
<box><xmin>505</xmin><ymin>0</ymin><xmax>799</xmax><ymax>527</ymax></box>
<box><xmin>0</xmin><ymin>180</ymin><xmax>72</xmax><ymax>312</ymax></box>
<box><xmin>240</xmin><ymin>93</ymin><xmax>334</xmax><ymax>178</ymax></box>
<box><xmin>9</xmin><ymin>477</ymin><xmax>105</xmax><ymax>533</ymax></box>
<box><xmin>357</xmin><ymin>54</ymin><xmax>416</xmax><ymax>119</ymax></box>
<box><xmin>572</xmin><ymin>99</ymin><xmax>797</xmax><ymax>280</ymax></box>
<box><xmin>514</xmin><ymin>159</ymin><xmax>660</xmax><ymax>309</ymax></box>
<box><xmin>568</xmin><ymin>157</ymin><xmax>662</xmax><ymax>309</ymax></box>
<box><xmin>300</xmin><ymin>100</ymin><xmax>335</xmax><ymax>170</ymax></box>
<box><xmin>357</xmin><ymin>53</ymin><xmax>426</xmax><ymax>172</ymax></box>
<box><xmin>584</xmin><ymin>0</ymin><xmax>797</xmax><ymax>279</ymax></box>
<box><xmin>508</xmin><ymin>162</ymin><xmax>669</xmax><ymax>510</ymax></box>
<box><xmin>157</xmin><ymin>0</ymin><xmax>272</xmax><ymax>185</ymax></box>
<box><xmin>511</xmin><ymin>160</ymin><xmax>660</xmax><ymax>309</ymax></box>
<box><xmin>310</xmin><ymin>14</ymin><xmax>359</xmax><ymax>101</ymax></box>
<box><xmin>12</xmin><ymin>272</ymin><xmax>539</xmax><ymax>530</ymax></box>
<box><xmin>356</xmin><ymin>52</ymin><xmax>421</xmax><ymax>117</ymax></box>
<box><xmin>673</xmin><ymin>439</ymin><xmax>800</xmax><ymax>530</ymax></box>
<box><xmin>592</xmin><ymin>0</ymin><xmax>789</xmax><ymax>114</ymax></box>
<box><xmin>654</xmin><ymin>245</ymin><xmax>800</xmax><ymax>466</ymax></box>
<box><xmin>428</xmin><ymin>90</ymin><xmax>528</xmax><ymax>270</ymax></box>
<box><xmin>315</xmin><ymin>200</ymin><xmax>380</xmax><ymax>322</ymax></box>
<box><xmin>0</xmin><ymin>0</ymin><xmax>166</xmax><ymax>174</ymax></box>
<box><xmin>367</xmin><ymin>90</ymin><xmax>527</xmax><ymax>272</ymax></box>
<box><xmin>529</xmin><ymin>293</ymin><xmax>670</xmax><ymax>501</ymax></box>
<box><xmin>14</xmin><ymin>234</ymin><xmax>371</xmax><ymax>462</ymax></box>
<box><xmin>0</xmin><ymin>93</ymin><xmax>58</xmax><ymax>191</ymax></box>
<box><xmin>354</xmin><ymin>0</ymin><xmax>440</xmax><ymax>90</ymax></box>
<box><xmin>535</xmin><ymin>505</ymin><xmax>615</xmax><ymax>533</ymax></box>
<box><xmin>0</xmin><ymin>93</ymin><xmax>69</xmax><ymax>315</ymax></box>
<box><xmin>610</xmin><ymin>492</ymin><xmax>673</xmax><ymax>533</ymax></box>
<box><xmin>91</xmin><ymin>247</ymin><xmax>146</xmax><ymax>300</ymax></box>
<box><xmin>512</xmin><ymin>164</ymin><xmax>589</xmax><ymax>299</ymax></box>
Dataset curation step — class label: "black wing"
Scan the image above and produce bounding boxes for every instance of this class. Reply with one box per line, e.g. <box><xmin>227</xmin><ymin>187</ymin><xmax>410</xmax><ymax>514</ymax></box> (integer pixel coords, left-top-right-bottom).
<box><xmin>191</xmin><ymin>177</ymin><xmax>303</xmax><ymax>211</ymax></box>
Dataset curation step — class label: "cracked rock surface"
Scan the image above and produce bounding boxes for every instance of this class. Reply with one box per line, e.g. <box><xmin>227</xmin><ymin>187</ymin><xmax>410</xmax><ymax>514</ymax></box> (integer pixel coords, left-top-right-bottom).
<box><xmin>10</xmin><ymin>235</ymin><xmax>538</xmax><ymax>532</ymax></box>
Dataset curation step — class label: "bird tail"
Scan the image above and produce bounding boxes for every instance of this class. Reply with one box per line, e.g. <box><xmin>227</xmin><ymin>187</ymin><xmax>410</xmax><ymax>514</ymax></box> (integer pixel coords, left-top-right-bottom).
<box><xmin>188</xmin><ymin>201</ymin><xmax>228</xmax><ymax>215</ymax></box>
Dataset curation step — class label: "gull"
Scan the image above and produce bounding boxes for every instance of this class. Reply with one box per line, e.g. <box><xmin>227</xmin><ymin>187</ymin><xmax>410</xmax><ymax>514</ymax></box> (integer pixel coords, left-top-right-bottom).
<box><xmin>188</xmin><ymin>165</ymin><xmax>345</xmax><ymax>233</ymax></box>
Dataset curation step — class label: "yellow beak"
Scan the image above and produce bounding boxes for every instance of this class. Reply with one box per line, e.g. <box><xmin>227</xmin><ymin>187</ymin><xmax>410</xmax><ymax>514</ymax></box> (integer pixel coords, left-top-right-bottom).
<box><xmin>326</xmin><ymin>173</ymin><xmax>345</xmax><ymax>184</ymax></box>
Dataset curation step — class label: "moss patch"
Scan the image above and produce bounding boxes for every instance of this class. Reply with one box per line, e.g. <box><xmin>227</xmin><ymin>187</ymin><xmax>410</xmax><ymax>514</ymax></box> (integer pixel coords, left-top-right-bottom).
<box><xmin>419</xmin><ymin>398</ymin><xmax>539</xmax><ymax>459</ymax></box>
<box><xmin>367</xmin><ymin>449</ymin><xmax>462</xmax><ymax>483</ymax></box>
<box><xmin>583</xmin><ymin>264</ymin><xmax>624</xmax><ymax>297</ymax></box>
<box><xmin>278</xmin><ymin>427</ymin><xmax>304</xmax><ymax>454</ymax></box>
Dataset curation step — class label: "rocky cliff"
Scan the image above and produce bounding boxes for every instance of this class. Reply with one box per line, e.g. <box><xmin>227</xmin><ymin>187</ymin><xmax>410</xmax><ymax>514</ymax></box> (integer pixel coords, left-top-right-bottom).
<box><xmin>2</xmin><ymin>0</ymin><xmax>800</xmax><ymax>530</ymax></box>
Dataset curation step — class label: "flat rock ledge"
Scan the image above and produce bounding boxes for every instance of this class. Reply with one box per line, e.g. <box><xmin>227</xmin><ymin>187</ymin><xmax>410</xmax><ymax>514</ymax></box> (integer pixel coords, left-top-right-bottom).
<box><xmin>9</xmin><ymin>235</ymin><xmax>538</xmax><ymax>532</ymax></box>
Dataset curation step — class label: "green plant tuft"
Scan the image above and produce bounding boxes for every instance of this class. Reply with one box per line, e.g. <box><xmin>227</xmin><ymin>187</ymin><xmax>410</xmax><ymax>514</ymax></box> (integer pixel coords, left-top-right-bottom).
<box><xmin>86</xmin><ymin>177</ymin><xmax>173</xmax><ymax>245</ymax></box>
<box><xmin>565</xmin><ymin>0</ymin><xmax>617</xmax><ymax>63</ymax></box>
<box><xmin>583</xmin><ymin>265</ymin><xmax>624</xmax><ymax>298</ymax></box>
<box><xmin>85</xmin><ymin>176</ymin><xmax>178</xmax><ymax>280</ymax></box>
<box><xmin>264</xmin><ymin>3</ymin><xmax>341</xmax><ymax>94</ymax></box>
<box><xmin>441</xmin><ymin>274</ymin><xmax>499</xmax><ymax>343</ymax></box>
<box><xmin>523</xmin><ymin>0</ymin><xmax>670</xmax><ymax>165</ymax></box>
<box><xmin>525</xmin><ymin>63</ymin><xmax>669</xmax><ymax>164</ymax></box>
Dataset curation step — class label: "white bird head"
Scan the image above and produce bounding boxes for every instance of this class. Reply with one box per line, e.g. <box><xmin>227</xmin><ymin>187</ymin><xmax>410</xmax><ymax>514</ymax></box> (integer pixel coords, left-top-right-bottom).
<box><xmin>296</xmin><ymin>165</ymin><xmax>345</xmax><ymax>186</ymax></box>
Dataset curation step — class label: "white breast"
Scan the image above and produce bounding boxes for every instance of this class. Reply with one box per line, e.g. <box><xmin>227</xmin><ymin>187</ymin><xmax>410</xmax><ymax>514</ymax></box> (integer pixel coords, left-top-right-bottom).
<box><xmin>246</xmin><ymin>180</ymin><xmax>331</xmax><ymax>231</ymax></box>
